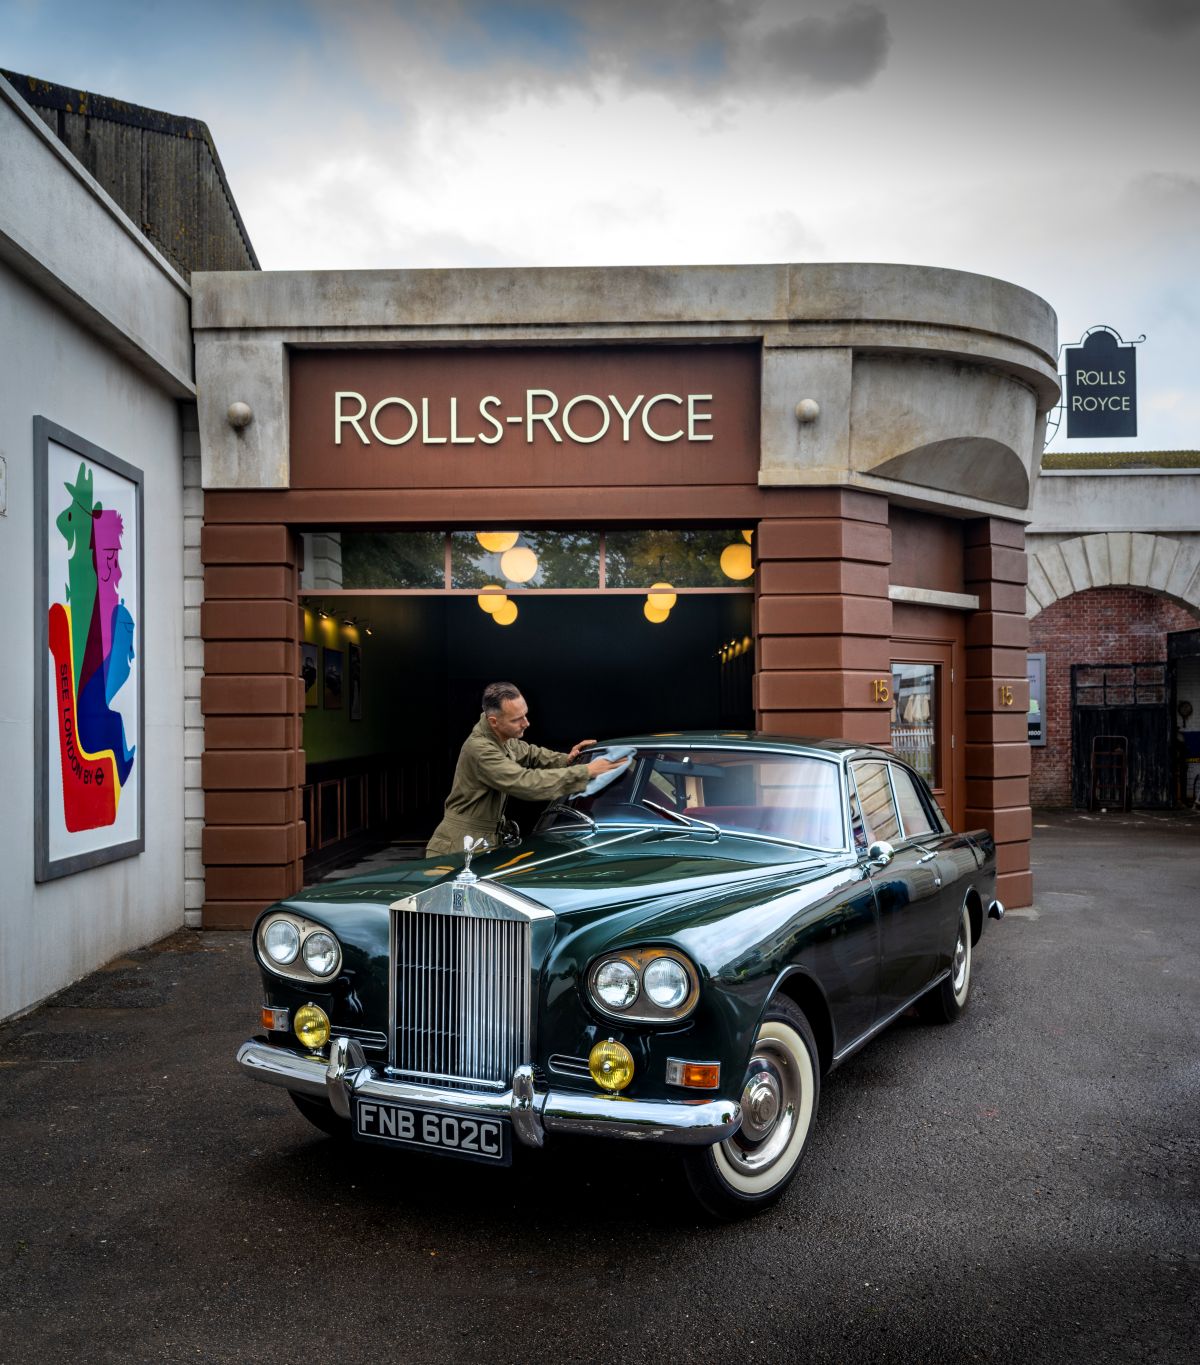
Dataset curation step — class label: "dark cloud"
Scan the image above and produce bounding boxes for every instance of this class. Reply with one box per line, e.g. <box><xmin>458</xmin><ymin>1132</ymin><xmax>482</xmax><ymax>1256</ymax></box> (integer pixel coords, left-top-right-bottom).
<box><xmin>1119</xmin><ymin>0</ymin><xmax>1200</xmax><ymax>34</ymax></box>
<box><xmin>749</xmin><ymin>6</ymin><xmax>892</xmax><ymax>90</ymax></box>
<box><xmin>324</xmin><ymin>1</ymin><xmax>892</xmax><ymax>101</ymax></box>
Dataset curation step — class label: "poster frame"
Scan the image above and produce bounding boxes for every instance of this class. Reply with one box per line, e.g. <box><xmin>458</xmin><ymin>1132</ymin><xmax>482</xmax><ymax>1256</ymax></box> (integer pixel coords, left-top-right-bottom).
<box><xmin>34</xmin><ymin>417</ymin><xmax>146</xmax><ymax>881</ymax></box>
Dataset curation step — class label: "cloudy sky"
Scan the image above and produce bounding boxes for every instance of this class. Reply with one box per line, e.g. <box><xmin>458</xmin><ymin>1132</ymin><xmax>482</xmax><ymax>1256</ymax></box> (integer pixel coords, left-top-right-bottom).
<box><xmin>4</xmin><ymin>0</ymin><xmax>1198</xmax><ymax>451</ymax></box>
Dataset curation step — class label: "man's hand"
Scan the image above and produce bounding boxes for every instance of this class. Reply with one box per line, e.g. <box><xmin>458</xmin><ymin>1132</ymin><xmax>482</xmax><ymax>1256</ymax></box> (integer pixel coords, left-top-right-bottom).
<box><xmin>586</xmin><ymin>755</ymin><xmax>630</xmax><ymax>778</ymax></box>
<box><xmin>568</xmin><ymin>738</ymin><xmax>598</xmax><ymax>762</ymax></box>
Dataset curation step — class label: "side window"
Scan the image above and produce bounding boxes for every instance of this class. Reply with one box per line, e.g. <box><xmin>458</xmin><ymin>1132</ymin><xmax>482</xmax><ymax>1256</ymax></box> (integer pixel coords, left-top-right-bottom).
<box><xmin>891</xmin><ymin>764</ymin><xmax>936</xmax><ymax>838</ymax></box>
<box><xmin>851</xmin><ymin>761</ymin><xmax>901</xmax><ymax>845</ymax></box>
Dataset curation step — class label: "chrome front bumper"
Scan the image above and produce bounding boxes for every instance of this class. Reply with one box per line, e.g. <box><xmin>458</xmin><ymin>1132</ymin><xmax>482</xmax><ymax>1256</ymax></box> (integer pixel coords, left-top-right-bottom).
<box><xmin>237</xmin><ymin>1037</ymin><xmax>741</xmax><ymax>1149</ymax></box>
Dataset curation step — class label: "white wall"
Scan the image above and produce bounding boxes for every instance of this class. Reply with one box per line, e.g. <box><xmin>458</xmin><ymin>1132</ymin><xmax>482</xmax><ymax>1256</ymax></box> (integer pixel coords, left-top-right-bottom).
<box><xmin>0</xmin><ymin>264</ymin><xmax>187</xmax><ymax>1018</ymax></box>
<box><xmin>0</xmin><ymin>77</ymin><xmax>194</xmax><ymax>1020</ymax></box>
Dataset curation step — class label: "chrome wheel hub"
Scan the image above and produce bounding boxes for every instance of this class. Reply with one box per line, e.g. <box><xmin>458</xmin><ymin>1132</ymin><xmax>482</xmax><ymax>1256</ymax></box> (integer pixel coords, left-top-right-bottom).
<box><xmin>952</xmin><ymin>925</ymin><xmax>968</xmax><ymax>993</ymax></box>
<box><xmin>723</xmin><ymin>1043</ymin><xmax>800</xmax><ymax>1175</ymax></box>
<box><xmin>741</xmin><ymin>1071</ymin><xmax>782</xmax><ymax>1138</ymax></box>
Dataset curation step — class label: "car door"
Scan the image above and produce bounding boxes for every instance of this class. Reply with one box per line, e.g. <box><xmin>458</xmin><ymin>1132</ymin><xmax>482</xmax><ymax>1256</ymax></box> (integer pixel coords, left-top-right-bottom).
<box><xmin>850</xmin><ymin>759</ymin><xmax>947</xmax><ymax>1018</ymax></box>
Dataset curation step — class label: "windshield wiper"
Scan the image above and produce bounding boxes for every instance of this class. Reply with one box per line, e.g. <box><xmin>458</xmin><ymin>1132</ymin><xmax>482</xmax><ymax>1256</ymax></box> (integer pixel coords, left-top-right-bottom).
<box><xmin>542</xmin><ymin>802</ymin><xmax>597</xmax><ymax>833</ymax></box>
<box><xmin>640</xmin><ymin>798</ymin><xmax>721</xmax><ymax>838</ymax></box>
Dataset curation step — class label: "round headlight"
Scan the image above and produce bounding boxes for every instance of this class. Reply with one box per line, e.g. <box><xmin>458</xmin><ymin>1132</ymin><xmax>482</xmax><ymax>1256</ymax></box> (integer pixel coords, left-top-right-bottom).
<box><xmin>644</xmin><ymin>956</ymin><xmax>690</xmax><ymax>1009</ymax></box>
<box><xmin>294</xmin><ymin>1003</ymin><xmax>330</xmax><ymax>1052</ymax></box>
<box><xmin>263</xmin><ymin>919</ymin><xmax>300</xmax><ymax>965</ymax></box>
<box><xmin>594</xmin><ymin>959</ymin><xmax>639</xmax><ymax>1010</ymax></box>
<box><xmin>302</xmin><ymin>931</ymin><xmax>340</xmax><ymax>977</ymax></box>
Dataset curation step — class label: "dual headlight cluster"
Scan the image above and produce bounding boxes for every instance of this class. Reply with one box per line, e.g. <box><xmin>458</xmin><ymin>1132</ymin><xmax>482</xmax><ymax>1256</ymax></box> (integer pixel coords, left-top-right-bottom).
<box><xmin>587</xmin><ymin>947</ymin><xmax>699</xmax><ymax>1024</ymax></box>
<box><xmin>256</xmin><ymin>913</ymin><xmax>342</xmax><ymax>983</ymax></box>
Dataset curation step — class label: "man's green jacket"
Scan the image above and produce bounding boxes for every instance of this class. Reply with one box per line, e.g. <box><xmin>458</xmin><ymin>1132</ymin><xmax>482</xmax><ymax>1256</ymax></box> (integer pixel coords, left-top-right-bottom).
<box><xmin>425</xmin><ymin>713</ymin><xmax>590</xmax><ymax>856</ymax></box>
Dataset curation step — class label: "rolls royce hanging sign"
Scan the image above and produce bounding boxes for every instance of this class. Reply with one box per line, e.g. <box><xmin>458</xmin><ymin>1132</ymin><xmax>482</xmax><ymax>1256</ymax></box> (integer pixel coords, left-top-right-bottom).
<box><xmin>1064</xmin><ymin>328</ymin><xmax>1138</xmax><ymax>439</ymax></box>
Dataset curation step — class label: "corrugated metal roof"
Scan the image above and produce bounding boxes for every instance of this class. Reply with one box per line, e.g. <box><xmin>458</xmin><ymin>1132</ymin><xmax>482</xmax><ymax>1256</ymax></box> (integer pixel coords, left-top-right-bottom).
<box><xmin>2</xmin><ymin>68</ymin><xmax>259</xmax><ymax>278</ymax></box>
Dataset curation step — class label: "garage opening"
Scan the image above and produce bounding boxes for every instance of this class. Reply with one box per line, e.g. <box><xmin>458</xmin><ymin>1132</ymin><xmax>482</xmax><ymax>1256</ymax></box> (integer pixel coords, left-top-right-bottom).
<box><xmin>298</xmin><ymin>528</ymin><xmax>755</xmax><ymax>874</ymax></box>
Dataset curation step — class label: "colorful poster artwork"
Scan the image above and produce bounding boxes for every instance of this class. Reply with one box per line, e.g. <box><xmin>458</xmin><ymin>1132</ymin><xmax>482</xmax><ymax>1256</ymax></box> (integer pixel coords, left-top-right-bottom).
<box><xmin>301</xmin><ymin>642</ymin><xmax>320</xmax><ymax>708</ymax></box>
<box><xmin>37</xmin><ymin>421</ymin><xmax>143</xmax><ymax>880</ymax></box>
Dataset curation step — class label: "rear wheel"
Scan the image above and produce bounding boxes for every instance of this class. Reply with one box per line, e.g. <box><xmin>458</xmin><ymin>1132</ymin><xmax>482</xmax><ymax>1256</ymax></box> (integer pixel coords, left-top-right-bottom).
<box><xmin>288</xmin><ymin>1091</ymin><xmax>350</xmax><ymax>1140</ymax></box>
<box><xmin>682</xmin><ymin>998</ymin><xmax>819</xmax><ymax>1220</ymax></box>
<box><xmin>917</xmin><ymin>902</ymin><xmax>973</xmax><ymax>1024</ymax></box>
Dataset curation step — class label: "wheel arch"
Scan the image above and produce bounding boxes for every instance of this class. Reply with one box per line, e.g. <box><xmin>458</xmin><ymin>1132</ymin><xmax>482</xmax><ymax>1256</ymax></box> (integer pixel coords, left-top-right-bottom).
<box><xmin>770</xmin><ymin>968</ymin><xmax>835</xmax><ymax>1076</ymax></box>
<box><xmin>964</xmin><ymin>885</ymin><xmax>984</xmax><ymax>946</ymax></box>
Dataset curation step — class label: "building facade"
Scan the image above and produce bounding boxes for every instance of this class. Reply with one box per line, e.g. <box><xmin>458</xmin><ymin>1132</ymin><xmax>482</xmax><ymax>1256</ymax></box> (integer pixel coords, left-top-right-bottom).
<box><xmin>189</xmin><ymin>263</ymin><xmax>1058</xmax><ymax>928</ymax></box>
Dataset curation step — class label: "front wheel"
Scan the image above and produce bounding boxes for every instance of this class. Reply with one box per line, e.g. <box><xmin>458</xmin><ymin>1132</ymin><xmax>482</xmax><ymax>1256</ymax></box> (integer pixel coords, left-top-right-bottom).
<box><xmin>682</xmin><ymin>998</ymin><xmax>820</xmax><ymax>1220</ymax></box>
<box><xmin>917</xmin><ymin>902</ymin><xmax>973</xmax><ymax>1024</ymax></box>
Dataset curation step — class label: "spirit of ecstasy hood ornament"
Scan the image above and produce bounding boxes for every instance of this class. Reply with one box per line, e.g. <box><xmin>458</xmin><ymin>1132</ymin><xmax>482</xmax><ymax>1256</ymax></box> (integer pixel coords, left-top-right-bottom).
<box><xmin>455</xmin><ymin>834</ymin><xmax>490</xmax><ymax>884</ymax></box>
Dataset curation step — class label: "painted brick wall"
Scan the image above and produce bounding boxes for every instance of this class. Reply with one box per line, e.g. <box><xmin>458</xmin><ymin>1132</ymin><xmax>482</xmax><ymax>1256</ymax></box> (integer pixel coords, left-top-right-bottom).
<box><xmin>1029</xmin><ymin>587</ymin><xmax>1200</xmax><ymax>806</ymax></box>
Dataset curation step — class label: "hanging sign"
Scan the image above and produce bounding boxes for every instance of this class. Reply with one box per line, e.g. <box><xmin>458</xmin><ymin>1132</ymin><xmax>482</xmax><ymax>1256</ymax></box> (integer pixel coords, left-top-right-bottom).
<box><xmin>1064</xmin><ymin>329</ymin><xmax>1137</xmax><ymax>438</ymax></box>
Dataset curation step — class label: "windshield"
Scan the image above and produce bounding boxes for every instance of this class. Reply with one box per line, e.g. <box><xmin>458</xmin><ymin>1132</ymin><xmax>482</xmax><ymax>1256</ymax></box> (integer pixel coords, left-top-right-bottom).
<box><xmin>555</xmin><ymin>748</ymin><xmax>846</xmax><ymax>850</ymax></box>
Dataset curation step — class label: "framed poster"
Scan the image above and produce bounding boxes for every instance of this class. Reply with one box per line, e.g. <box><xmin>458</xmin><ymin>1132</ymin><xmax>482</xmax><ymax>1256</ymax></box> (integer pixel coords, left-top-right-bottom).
<box><xmin>35</xmin><ymin>418</ymin><xmax>144</xmax><ymax>881</ymax></box>
<box><xmin>347</xmin><ymin>641</ymin><xmax>363</xmax><ymax>721</ymax></box>
<box><xmin>301</xmin><ymin>642</ymin><xmax>320</xmax><ymax>707</ymax></box>
<box><xmin>1027</xmin><ymin>651</ymin><xmax>1046</xmax><ymax>747</ymax></box>
<box><xmin>324</xmin><ymin>647</ymin><xmax>343</xmax><ymax>709</ymax></box>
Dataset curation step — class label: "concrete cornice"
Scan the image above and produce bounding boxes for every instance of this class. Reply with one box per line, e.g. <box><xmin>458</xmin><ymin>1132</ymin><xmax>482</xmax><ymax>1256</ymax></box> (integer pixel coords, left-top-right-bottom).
<box><xmin>0</xmin><ymin>75</ymin><xmax>194</xmax><ymax>397</ymax></box>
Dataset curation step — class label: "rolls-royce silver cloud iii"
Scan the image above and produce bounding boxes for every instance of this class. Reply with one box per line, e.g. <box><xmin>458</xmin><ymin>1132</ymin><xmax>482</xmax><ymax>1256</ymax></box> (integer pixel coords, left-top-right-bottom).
<box><xmin>237</xmin><ymin>734</ymin><xmax>1003</xmax><ymax>1219</ymax></box>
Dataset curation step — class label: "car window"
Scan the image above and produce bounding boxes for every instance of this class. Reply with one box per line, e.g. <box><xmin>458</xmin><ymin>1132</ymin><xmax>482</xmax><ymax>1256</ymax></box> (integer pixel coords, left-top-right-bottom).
<box><xmin>890</xmin><ymin>764</ymin><xmax>936</xmax><ymax>838</ymax></box>
<box><xmin>568</xmin><ymin>749</ymin><xmax>847</xmax><ymax>849</ymax></box>
<box><xmin>850</xmin><ymin>761</ymin><xmax>901</xmax><ymax>845</ymax></box>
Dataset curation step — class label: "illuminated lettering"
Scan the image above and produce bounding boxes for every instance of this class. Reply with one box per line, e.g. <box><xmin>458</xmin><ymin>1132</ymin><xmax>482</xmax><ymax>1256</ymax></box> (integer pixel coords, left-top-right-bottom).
<box><xmin>369</xmin><ymin>397</ymin><xmax>418</xmax><ymax>446</ymax></box>
<box><xmin>478</xmin><ymin>396</ymin><xmax>504</xmax><ymax>445</ymax></box>
<box><xmin>334</xmin><ymin>391</ymin><xmax>369</xmax><ymax>445</ymax></box>
<box><xmin>642</xmin><ymin>393</ymin><xmax>684</xmax><ymax>442</ymax></box>
<box><xmin>526</xmin><ymin>389</ymin><xmax>562</xmax><ymax>443</ymax></box>
<box><xmin>561</xmin><ymin>394</ymin><xmax>610</xmax><ymax>444</ymax></box>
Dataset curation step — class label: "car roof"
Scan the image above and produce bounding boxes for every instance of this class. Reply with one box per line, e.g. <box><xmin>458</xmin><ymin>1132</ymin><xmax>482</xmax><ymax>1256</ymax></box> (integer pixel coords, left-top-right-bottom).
<box><xmin>598</xmin><ymin>731</ymin><xmax>893</xmax><ymax>763</ymax></box>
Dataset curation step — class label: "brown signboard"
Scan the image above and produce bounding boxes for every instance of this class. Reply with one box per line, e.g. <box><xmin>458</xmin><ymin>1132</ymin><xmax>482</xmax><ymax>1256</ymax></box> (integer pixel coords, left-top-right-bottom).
<box><xmin>288</xmin><ymin>345</ymin><xmax>760</xmax><ymax>491</ymax></box>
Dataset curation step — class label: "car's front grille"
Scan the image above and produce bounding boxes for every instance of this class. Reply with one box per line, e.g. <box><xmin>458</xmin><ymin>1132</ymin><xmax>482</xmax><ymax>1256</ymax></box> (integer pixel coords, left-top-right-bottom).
<box><xmin>392</xmin><ymin>907</ymin><xmax>531</xmax><ymax>1090</ymax></box>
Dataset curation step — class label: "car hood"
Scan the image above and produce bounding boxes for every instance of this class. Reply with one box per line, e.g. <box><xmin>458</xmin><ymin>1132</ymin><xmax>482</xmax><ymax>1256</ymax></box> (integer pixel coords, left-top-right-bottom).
<box><xmin>302</xmin><ymin>826</ymin><xmax>836</xmax><ymax>927</ymax></box>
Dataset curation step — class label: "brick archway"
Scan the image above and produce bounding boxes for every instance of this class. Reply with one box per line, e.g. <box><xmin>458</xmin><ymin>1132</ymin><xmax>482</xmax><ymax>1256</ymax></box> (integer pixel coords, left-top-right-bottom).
<box><xmin>1027</xmin><ymin>533</ymin><xmax>1200</xmax><ymax>620</ymax></box>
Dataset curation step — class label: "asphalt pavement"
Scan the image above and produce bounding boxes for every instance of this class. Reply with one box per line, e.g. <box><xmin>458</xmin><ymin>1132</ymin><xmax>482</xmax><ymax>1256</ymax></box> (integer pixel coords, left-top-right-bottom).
<box><xmin>1</xmin><ymin>811</ymin><xmax>1197</xmax><ymax>1364</ymax></box>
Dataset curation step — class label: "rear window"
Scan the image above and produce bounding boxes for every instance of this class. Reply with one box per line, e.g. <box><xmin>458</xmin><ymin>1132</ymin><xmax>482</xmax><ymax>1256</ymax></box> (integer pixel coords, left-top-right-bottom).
<box><xmin>850</xmin><ymin>761</ymin><xmax>901</xmax><ymax>845</ymax></box>
<box><xmin>891</xmin><ymin>765</ymin><xmax>937</xmax><ymax>838</ymax></box>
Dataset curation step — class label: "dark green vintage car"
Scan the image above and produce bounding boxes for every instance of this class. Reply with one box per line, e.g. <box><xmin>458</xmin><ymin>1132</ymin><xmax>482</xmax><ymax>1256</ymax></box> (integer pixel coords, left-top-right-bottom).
<box><xmin>237</xmin><ymin>734</ymin><xmax>1003</xmax><ymax>1218</ymax></box>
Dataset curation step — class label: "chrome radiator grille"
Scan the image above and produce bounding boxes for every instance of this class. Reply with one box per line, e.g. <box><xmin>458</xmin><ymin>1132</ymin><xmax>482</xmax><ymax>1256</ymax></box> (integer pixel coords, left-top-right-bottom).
<box><xmin>392</xmin><ymin>908</ymin><xmax>531</xmax><ymax>1089</ymax></box>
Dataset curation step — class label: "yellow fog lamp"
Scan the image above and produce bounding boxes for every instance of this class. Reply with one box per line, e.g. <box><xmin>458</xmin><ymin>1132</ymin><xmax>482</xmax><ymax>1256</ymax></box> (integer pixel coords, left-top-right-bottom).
<box><xmin>476</xmin><ymin>531</ymin><xmax>520</xmax><ymax>553</ymax></box>
<box><xmin>719</xmin><ymin>542</ymin><xmax>754</xmax><ymax>581</ymax></box>
<box><xmin>294</xmin><ymin>1003</ymin><xmax>330</xmax><ymax>1053</ymax></box>
<box><xmin>589</xmin><ymin>1038</ymin><xmax>635</xmax><ymax>1093</ymax></box>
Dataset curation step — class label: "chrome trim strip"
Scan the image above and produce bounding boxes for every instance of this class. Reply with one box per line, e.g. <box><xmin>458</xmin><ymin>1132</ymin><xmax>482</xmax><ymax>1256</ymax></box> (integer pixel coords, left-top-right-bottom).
<box><xmin>831</xmin><ymin>972</ymin><xmax>952</xmax><ymax>1065</ymax></box>
<box><xmin>236</xmin><ymin>1042</ymin><xmax>740</xmax><ymax>1147</ymax></box>
<box><xmin>237</xmin><ymin>1039</ymin><xmax>327</xmax><ymax>1097</ymax></box>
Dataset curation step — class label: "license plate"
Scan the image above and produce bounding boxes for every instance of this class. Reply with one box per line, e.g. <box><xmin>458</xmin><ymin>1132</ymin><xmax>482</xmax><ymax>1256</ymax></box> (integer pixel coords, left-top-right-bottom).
<box><xmin>353</xmin><ymin>1098</ymin><xmax>510</xmax><ymax>1165</ymax></box>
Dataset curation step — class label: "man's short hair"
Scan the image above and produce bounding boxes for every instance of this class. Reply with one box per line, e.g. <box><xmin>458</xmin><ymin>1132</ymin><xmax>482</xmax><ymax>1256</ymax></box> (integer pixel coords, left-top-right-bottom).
<box><xmin>482</xmin><ymin>681</ymin><xmax>523</xmax><ymax>715</ymax></box>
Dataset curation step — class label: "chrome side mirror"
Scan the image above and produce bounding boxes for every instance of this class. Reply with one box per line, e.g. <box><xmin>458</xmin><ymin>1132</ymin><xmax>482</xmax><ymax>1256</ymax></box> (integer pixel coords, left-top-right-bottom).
<box><xmin>866</xmin><ymin>840</ymin><xmax>894</xmax><ymax>869</ymax></box>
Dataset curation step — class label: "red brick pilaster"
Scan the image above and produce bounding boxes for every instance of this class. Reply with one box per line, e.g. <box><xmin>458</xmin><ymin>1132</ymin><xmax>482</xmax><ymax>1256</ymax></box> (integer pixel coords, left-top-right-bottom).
<box><xmin>200</xmin><ymin>520</ymin><xmax>303</xmax><ymax>928</ymax></box>
<box><xmin>963</xmin><ymin>518</ymin><xmax>1032</xmax><ymax>908</ymax></box>
<box><xmin>755</xmin><ymin>490</ymin><xmax>893</xmax><ymax>743</ymax></box>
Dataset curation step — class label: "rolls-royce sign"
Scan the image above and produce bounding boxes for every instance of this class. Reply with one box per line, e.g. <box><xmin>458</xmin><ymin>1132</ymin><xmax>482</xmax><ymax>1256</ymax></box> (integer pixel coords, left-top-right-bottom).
<box><xmin>1064</xmin><ymin>328</ymin><xmax>1137</xmax><ymax>439</ymax></box>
